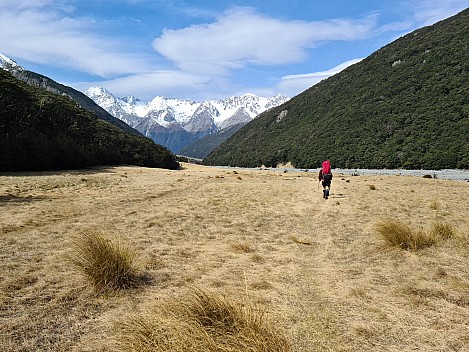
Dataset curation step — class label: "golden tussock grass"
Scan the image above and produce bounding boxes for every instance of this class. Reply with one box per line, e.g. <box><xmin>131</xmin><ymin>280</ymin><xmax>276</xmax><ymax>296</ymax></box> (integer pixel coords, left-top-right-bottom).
<box><xmin>69</xmin><ymin>230</ymin><xmax>141</xmax><ymax>291</ymax></box>
<box><xmin>1</xmin><ymin>164</ymin><xmax>469</xmax><ymax>351</ymax></box>
<box><xmin>230</xmin><ymin>240</ymin><xmax>254</xmax><ymax>253</ymax></box>
<box><xmin>375</xmin><ymin>219</ymin><xmax>456</xmax><ymax>251</ymax></box>
<box><xmin>112</xmin><ymin>288</ymin><xmax>291</xmax><ymax>352</ymax></box>
<box><xmin>428</xmin><ymin>200</ymin><xmax>441</xmax><ymax>210</ymax></box>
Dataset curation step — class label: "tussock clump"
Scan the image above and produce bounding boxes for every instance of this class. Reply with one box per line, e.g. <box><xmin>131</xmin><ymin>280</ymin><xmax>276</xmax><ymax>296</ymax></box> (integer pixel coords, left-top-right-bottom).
<box><xmin>113</xmin><ymin>288</ymin><xmax>292</xmax><ymax>352</ymax></box>
<box><xmin>429</xmin><ymin>220</ymin><xmax>456</xmax><ymax>240</ymax></box>
<box><xmin>231</xmin><ymin>241</ymin><xmax>254</xmax><ymax>253</ymax></box>
<box><xmin>375</xmin><ymin>219</ymin><xmax>417</xmax><ymax>250</ymax></box>
<box><xmin>70</xmin><ymin>230</ymin><xmax>140</xmax><ymax>291</ymax></box>
<box><xmin>375</xmin><ymin>219</ymin><xmax>455</xmax><ymax>251</ymax></box>
<box><xmin>251</xmin><ymin>253</ymin><xmax>265</xmax><ymax>263</ymax></box>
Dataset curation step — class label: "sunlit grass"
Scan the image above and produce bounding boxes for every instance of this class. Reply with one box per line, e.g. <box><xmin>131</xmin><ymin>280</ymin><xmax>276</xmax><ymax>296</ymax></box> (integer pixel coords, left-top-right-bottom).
<box><xmin>429</xmin><ymin>220</ymin><xmax>456</xmax><ymax>240</ymax></box>
<box><xmin>376</xmin><ymin>219</ymin><xmax>456</xmax><ymax>251</ymax></box>
<box><xmin>113</xmin><ymin>288</ymin><xmax>292</xmax><ymax>352</ymax></box>
<box><xmin>231</xmin><ymin>240</ymin><xmax>254</xmax><ymax>253</ymax></box>
<box><xmin>70</xmin><ymin>230</ymin><xmax>141</xmax><ymax>291</ymax></box>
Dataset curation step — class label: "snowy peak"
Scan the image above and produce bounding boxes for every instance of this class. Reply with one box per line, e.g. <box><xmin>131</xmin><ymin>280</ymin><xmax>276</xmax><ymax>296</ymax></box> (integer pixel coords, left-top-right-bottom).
<box><xmin>265</xmin><ymin>94</ymin><xmax>291</xmax><ymax>109</ymax></box>
<box><xmin>83</xmin><ymin>86</ymin><xmax>289</xmax><ymax>152</ymax></box>
<box><xmin>0</xmin><ymin>53</ymin><xmax>24</xmax><ymax>71</ymax></box>
<box><xmin>84</xmin><ymin>86</ymin><xmax>144</xmax><ymax>127</ymax></box>
<box><xmin>183</xmin><ymin>102</ymin><xmax>219</xmax><ymax>133</ymax></box>
<box><xmin>84</xmin><ymin>86</ymin><xmax>288</xmax><ymax>131</ymax></box>
<box><xmin>219</xmin><ymin>107</ymin><xmax>251</xmax><ymax>130</ymax></box>
<box><xmin>121</xmin><ymin>95</ymin><xmax>140</xmax><ymax>104</ymax></box>
<box><xmin>194</xmin><ymin>101</ymin><xmax>220</xmax><ymax>117</ymax></box>
<box><xmin>210</xmin><ymin>93</ymin><xmax>280</xmax><ymax>124</ymax></box>
<box><xmin>84</xmin><ymin>86</ymin><xmax>118</xmax><ymax>108</ymax></box>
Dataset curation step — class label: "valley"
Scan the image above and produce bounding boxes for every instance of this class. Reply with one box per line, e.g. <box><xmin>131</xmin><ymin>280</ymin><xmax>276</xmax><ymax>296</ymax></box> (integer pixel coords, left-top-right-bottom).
<box><xmin>1</xmin><ymin>164</ymin><xmax>468</xmax><ymax>351</ymax></box>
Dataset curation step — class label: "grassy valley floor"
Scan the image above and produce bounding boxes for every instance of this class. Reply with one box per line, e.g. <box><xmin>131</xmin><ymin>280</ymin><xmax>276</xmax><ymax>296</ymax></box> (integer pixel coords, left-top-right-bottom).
<box><xmin>1</xmin><ymin>163</ymin><xmax>469</xmax><ymax>351</ymax></box>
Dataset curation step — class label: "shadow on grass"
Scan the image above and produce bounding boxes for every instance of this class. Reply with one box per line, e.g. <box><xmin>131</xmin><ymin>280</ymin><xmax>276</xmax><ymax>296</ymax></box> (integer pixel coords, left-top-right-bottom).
<box><xmin>0</xmin><ymin>166</ymin><xmax>121</xmax><ymax>178</ymax></box>
<box><xmin>0</xmin><ymin>194</ymin><xmax>48</xmax><ymax>204</ymax></box>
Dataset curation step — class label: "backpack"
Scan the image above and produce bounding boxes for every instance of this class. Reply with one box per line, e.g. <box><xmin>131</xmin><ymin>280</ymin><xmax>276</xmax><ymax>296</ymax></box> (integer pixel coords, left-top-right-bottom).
<box><xmin>322</xmin><ymin>160</ymin><xmax>331</xmax><ymax>175</ymax></box>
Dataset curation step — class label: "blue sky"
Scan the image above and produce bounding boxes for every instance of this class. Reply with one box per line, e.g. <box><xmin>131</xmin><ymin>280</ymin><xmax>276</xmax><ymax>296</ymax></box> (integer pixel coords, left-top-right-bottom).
<box><xmin>1</xmin><ymin>0</ymin><xmax>467</xmax><ymax>101</ymax></box>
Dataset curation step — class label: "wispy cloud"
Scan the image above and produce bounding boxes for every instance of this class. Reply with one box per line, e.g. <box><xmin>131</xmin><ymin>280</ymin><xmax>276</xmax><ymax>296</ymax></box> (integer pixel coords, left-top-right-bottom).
<box><xmin>75</xmin><ymin>70</ymin><xmax>213</xmax><ymax>101</ymax></box>
<box><xmin>0</xmin><ymin>1</ymin><xmax>150</xmax><ymax>77</ymax></box>
<box><xmin>0</xmin><ymin>0</ymin><xmax>62</xmax><ymax>11</ymax></box>
<box><xmin>409</xmin><ymin>0</ymin><xmax>468</xmax><ymax>26</ymax></box>
<box><xmin>82</xmin><ymin>7</ymin><xmax>378</xmax><ymax>100</ymax></box>
<box><xmin>2</xmin><ymin>1</ymin><xmax>467</xmax><ymax>101</ymax></box>
<box><xmin>276</xmin><ymin>59</ymin><xmax>363</xmax><ymax>97</ymax></box>
<box><xmin>153</xmin><ymin>7</ymin><xmax>376</xmax><ymax>75</ymax></box>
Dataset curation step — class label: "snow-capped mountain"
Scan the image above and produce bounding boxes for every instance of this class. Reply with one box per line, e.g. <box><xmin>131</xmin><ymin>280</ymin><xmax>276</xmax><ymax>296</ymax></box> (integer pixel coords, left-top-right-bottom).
<box><xmin>1</xmin><ymin>52</ymin><xmax>288</xmax><ymax>154</ymax></box>
<box><xmin>84</xmin><ymin>86</ymin><xmax>289</xmax><ymax>153</ymax></box>
<box><xmin>0</xmin><ymin>53</ymin><xmax>23</xmax><ymax>71</ymax></box>
<box><xmin>1</xmin><ymin>53</ymin><xmax>142</xmax><ymax>136</ymax></box>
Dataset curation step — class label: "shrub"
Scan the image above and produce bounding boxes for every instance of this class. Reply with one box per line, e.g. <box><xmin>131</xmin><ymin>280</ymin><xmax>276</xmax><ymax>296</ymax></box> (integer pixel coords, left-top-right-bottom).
<box><xmin>113</xmin><ymin>288</ymin><xmax>292</xmax><ymax>352</ymax></box>
<box><xmin>375</xmin><ymin>219</ymin><xmax>455</xmax><ymax>251</ymax></box>
<box><xmin>70</xmin><ymin>230</ymin><xmax>140</xmax><ymax>291</ymax></box>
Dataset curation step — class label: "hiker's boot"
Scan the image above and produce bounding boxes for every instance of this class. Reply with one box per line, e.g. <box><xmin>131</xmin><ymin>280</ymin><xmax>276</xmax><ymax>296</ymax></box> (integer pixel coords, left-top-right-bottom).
<box><xmin>323</xmin><ymin>189</ymin><xmax>327</xmax><ymax>198</ymax></box>
<box><xmin>325</xmin><ymin>189</ymin><xmax>329</xmax><ymax>199</ymax></box>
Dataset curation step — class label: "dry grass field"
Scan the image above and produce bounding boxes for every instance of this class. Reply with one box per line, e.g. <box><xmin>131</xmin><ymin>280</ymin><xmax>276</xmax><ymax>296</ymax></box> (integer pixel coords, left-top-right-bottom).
<box><xmin>1</xmin><ymin>163</ymin><xmax>469</xmax><ymax>351</ymax></box>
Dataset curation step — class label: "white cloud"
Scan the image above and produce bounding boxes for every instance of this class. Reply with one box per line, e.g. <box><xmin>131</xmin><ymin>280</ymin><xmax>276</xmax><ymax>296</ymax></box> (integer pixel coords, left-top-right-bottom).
<box><xmin>410</xmin><ymin>0</ymin><xmax>468</xmax><ymax>26</ymax></box>
<box><xmin>0</xmin><ymin>0</ymin><xmax>57</xmax><ymax>10</ymax></box>
<box><xmin>68</xmin><ymin>7</ymin><xmax>378</xmax><ymax>100</ymax></box>
<box><xmin>4</xmin><ymin>1</ymin><xmax>466</xmax><ymax>101</ymax></box>
<box><xmin>84</xmin><ymin>57</ymin><xmax>364</xmax><ymax>102</ymax></box>
<box><xmin>152</xmin><ymin>7</ymin><xmax>376</xmax><ymax>75</ymax></box>
<box><xmin>0</xmin><ymin>1</ymin><xmax>150</xmax><ymax>77</ymax></box>
<box><xmin>276</xmin><ymin>59</ymin><xmax>363</xmax><ymax>97</ymax></box>
<box><xmin>73</xmin><ymin>70</ymin><xmax>215</xmax><ymax>101</ymax></box>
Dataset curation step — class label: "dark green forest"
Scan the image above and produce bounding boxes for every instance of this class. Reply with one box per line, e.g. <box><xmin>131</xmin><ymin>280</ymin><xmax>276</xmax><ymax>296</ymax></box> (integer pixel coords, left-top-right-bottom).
<box><xmin>0</xmin><ymin>70</ymin><xmax>179</xmax><ymax>171</ymax></box>
<box><xmin>204</xmin><ymin>8</ymin><xmax>469</xmax><ymax>170</ymax></box>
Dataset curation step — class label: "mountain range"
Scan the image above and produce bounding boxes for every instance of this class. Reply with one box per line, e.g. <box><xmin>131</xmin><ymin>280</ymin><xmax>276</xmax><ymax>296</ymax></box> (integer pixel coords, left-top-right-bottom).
<box><xmin>1</xmin><ymin>51</ymin><xmax>287</xmax><ymax>163</ymax></box>
<box><xmin>84</xmin><ymin>87</ymin><xmax>288</xmax><ymax>155</ymax></box>
<box><xmin>0</xmin><ymin>54</ymin><xmax>141</xmax><ymax>137</ymax></box>
<box><xmin>204</xmin><ymin>7</ymin><xmax>469</xmax><ymax>170</ymax></box>
<box><xmin>0</xmin><ymin>56</ymin><xmax>178</xmax><ymax>171</ymax></box>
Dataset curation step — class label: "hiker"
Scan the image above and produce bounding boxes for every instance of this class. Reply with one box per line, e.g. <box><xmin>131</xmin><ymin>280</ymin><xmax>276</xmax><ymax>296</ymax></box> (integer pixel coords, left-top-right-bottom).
<box><xmin>318</xmin><ymin>159</ymin><xmax>333</xmax><ymax>199</ymax></box>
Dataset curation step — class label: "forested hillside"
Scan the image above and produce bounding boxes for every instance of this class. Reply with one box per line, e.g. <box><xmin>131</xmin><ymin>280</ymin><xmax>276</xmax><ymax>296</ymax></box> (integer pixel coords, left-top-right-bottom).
<box><xmin>178</xmin><ymin>123</ymin><xmax>246</xmax><ymax>159</ymax></box>
<box><xmin>1</xmin><ymin>62</ymin><xmax>142</xmax><ymax>137</ymax></box>
<box><xmin>204</xmin><ymin>8</ymin><xmax>469</xmax><ymax>169</ymax></box>
<box><xmin>0</xmin><ymin>70</ymin><xmax>179</xmax><ymax>171</ymax></box>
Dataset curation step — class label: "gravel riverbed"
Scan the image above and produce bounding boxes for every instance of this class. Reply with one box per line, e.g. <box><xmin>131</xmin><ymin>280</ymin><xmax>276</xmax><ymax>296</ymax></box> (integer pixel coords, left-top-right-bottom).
<box><xmin>301</xmin><ymin>168</ymin><xmax>469</xmax><ymax>181</ymax></box>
